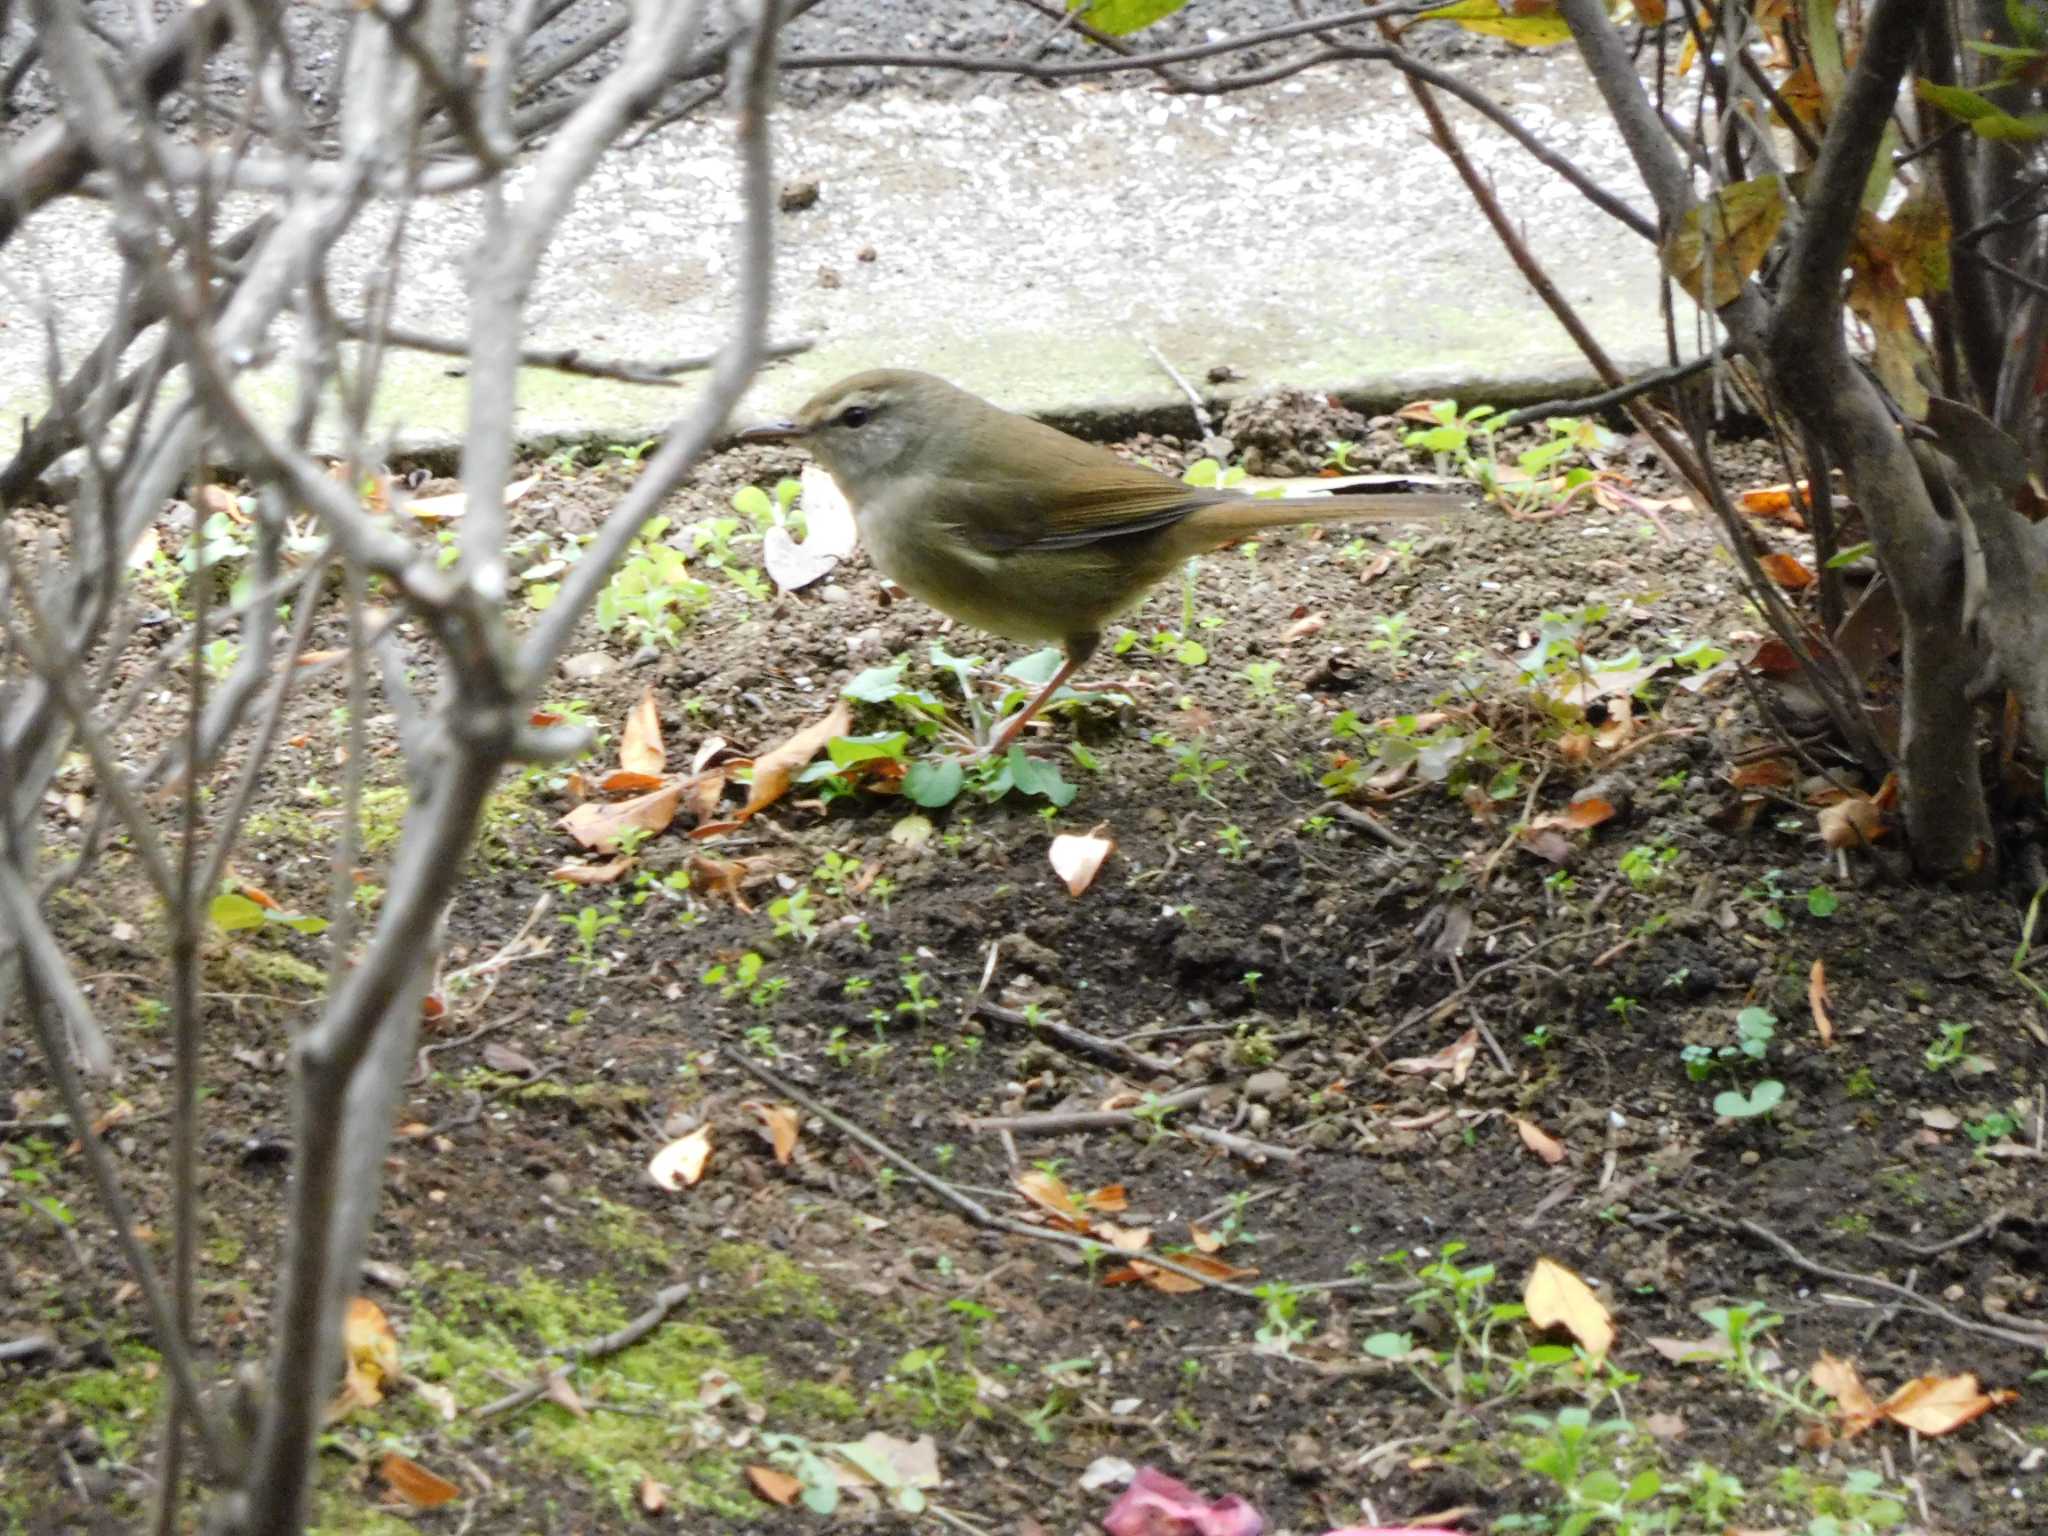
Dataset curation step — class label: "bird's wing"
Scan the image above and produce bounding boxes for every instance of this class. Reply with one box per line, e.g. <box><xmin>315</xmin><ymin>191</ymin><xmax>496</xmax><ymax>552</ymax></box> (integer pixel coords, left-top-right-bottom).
<box><xmin>951</xmin><ymin>416</ymin><xmax>1224</xmax><ymax>553</ymax></box>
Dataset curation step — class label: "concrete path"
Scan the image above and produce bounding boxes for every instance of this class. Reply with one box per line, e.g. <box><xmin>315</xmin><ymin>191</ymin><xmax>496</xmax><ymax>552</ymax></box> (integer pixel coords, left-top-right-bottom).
<box><xmin>0</xmin><ymin>47</ymin><xmax>1667</xmax><ymax>458</ymax></box>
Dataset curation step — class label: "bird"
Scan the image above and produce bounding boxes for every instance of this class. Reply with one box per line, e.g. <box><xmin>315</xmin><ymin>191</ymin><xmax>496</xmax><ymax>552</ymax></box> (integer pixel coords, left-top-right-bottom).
<box><xmin>741</xmin><ymin>369</ymin><xmax>1462</xmax><ymax>756</ymax></box>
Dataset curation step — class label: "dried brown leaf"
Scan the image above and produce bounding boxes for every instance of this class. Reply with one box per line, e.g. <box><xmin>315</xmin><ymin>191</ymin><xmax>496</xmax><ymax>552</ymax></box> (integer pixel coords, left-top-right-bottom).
<box><xmin>621</xmin><ymin>688</ymin><xmax>665</xmax><ymax>777</ymax></box>
<box><xmin>744</xmin><ymin>1100</ymin><xmax>801</xmax><ymax>1164</ymax></box>
<box><xmin>1049</xmin><ymin>831</ymin><xmax>1115</xmax><ymax>896</ymax></box>
<box><xmin>1514</xmin><ymin>1116</ymin><xmax>1568</xmax><ymax>1165</ymax></box>
<box><xmin>380</xmin><ymin>1452</ymin><xmax>460</xmax><ymax>1508</ymax></box>
<box><xmin>1523</xmin><ymin>1257</ymin><xmax>1614</xmax><ymax>1365</ymax></box>
<box><xmin>649</xmin><ymin>1126</ymin><xmax>713</xmax><ymax>1190</ymax></box>
<box><xmin>558</xmin><ymin>779</ymin><xmax>687</xmax><ymax>854</ymax></box>
<box><xmin>1809</xmin><ymin>957</ymin><xmax>1834</xmax><ymax>1047</ymax></box>
<box><xmin>746</xmin><ymin>1465</ymin><xmax>803</xmax><ymax>1505</ymax></box>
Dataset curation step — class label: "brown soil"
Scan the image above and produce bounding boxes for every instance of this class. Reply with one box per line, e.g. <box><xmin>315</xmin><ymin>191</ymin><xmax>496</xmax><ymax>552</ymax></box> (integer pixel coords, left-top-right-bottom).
<box><xmin>4</xmin><ymin>403</ymin><xmax>2046</xmax><ymax>1535</ymax></box>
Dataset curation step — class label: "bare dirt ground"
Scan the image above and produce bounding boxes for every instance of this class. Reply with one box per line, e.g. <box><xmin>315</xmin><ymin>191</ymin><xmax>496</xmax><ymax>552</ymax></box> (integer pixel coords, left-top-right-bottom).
<box><xmin>4</xmin><ymin>393</ymin><xmax>2046</xmax><ymax>1534</ymax></box>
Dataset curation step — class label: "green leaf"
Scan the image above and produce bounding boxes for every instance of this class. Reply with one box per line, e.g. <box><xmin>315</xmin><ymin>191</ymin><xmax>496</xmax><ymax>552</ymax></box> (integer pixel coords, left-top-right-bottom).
<box><xmin>732</xmin><ymin>484</ymin><xmax>773</xmax><ymax>520</ymax></box>
<box><xmin>843</xmin><ymin>661</ymin><xmax>909</xmax><ymax>702</ymax></box>
<box><xmin>1824</xmin><ymin>540</ymin><xmax>1874</xmax><ymax>568</ymax></box>
<box><xmin>1181</xmin><ymin>457</ymin><xmax>1221</xmax><ymax>488</ymax></box>
<box><xmin>1004</xmin><ymin>648</ymin><xmax>1067</xmax><ymax>686</ymax></box>
<box><xmin>826</xmin><ymin>731</ymin><xmax>910</xmax><ymax>766</ymax></box>
<box><xmin>1713</xmin><ymin>1079</ymin><xmax>1785</xmax><ymax>1118</ymax></box>
<box><xmin>1362</xmin><ymin>1331</ymin><xmax>1414</xmax><ymax>1358</ymax></box>
<box><xmin>1006</xmin><ymin>749</ymin><xmax>1078</xmax><ymax>807</ymax></box>
<box><xmin>1172</xmin><ymin>639</ymin><xmax>1208</xmax><ymax>666</ymax></box>
<box><xmin>1916</xmin><ymin>80</ymin><xmax>2001</xmax><ymax>121</ymax></box>
<box><xmin>209</xmin><ymin>893</ymin><xmax>268</xmax><ymax>931</ymax></box>
<box><xmin>1416</xmin><ymin>0</ymin><xmax>1572</xmax><ymax>47</ymax></box>
<box><xmin>1807</xmin><ymin>885</ymin><xmax>1839</xmax><ymax>916</ymax></box>
<box><xmin>1972</xmin><ymin>111</ymin><xmax>2048</xmax><ymax>140</ymax></box>
<box><xmin>1066</xmin><ymin>0</ymin><xmax>1190</xmax><ymax>35</ymax></box>
<box><xmin>903</xmin><ymin>758</ymin><xmax>965</xmax><ymax>808</ymax></box>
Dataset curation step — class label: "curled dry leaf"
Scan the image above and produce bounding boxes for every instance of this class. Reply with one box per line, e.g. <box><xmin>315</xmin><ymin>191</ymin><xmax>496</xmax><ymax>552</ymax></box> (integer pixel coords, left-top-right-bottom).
<box><xmin>1758</xmin><ymin>551</ymin><xmax>1817</xmax><ymax>589</ymax></box>
<box><xmin>1514</xmin><ymin>1116</ymin><xmax>1568</xmax><ymax>1165</ymax></box>
<box><xmin>1814</xmin><ymin>1352</ymin><xmax>2016</xmax><ymax>1438</ymax></box>
<box><xmin>638</xmin><ymin>1476</ymin><xmax>669</xmax><ymax>1515</ymax></box>
<box><xmin>743</xmin><ymin>1100</ymin><xmax>802</xmax><ymax>1164</ymax></box>
<box><xmin>1387</xmin><ymin>1027</ymin><xmax>1480</xmax><ymax>1086</ymax></box>
<box><xmin>558</xmin><ymin>779</ymin><xmax>687</xmax><ymax>854</ymax></box>
<box><xmin>649</xmin><ymin>1125</ymin><xmax>713</xmax><ymax>1191</ymax></box>
<box><xmin>1278</xmin><ymin>613</ymin><xmax>1326</xmax><ymax>644</ymax></box>
<box><xmin>380</xmin><ymin>1452</ymin><xmax>460</xmax><ymax>1508</ymax></box>
<box><xmin>1879</xmin><ymin>1371</ymin><xmax>2015</xmax><ymax>1435</ymax></box>
<box><xmin>1049</xmin><ymin>830</ymin><xmax>1115</xmax><ymax>896</ymax></box>
<box><xmin>1108</xmin><ymin>1251</ymin><xmax>1259</xmax><ymax>1295</ymax></box>
<box><xmin>598</xmin><ymin>769</ymin><xmax>667</xmax><ymax>794</ymax></box>
<box><xmin>1523</xmin><ymin>1257</ymin><xmax>1614</xmax><ymax>1366</ymax></box>
<box><xmin>1817</xmin><ymin>795</ymin><xmax>1883</xmax><ymax>849</ymax></box>
<box><xmin>336</xmin><ymin>1297</ymin><xmax>401</xmax><ymax>1416</ymax></box>
<box><xmin>544</xmin><ymin>1373</ymin><xmax>589</xmax><ymax>1419</ymax></box>
<box><xmin>1015</xmin><ymin>1169</ymin><xmax>1088</xmax><ymax>1227</ymax></box>
<box><xmin>686</xmin><ymin>852</ymin><xmax>758</xmax><ymax>910</ymax></box>
<box><xmin>746</xmin><ymin>1465</ymin><xmax>802</xmax><ymax>1506</ymax></box>
<box><xmin>1738</xmin><ymin>481</ymin><xmax>1811</xmax><ymax>527</ymax></box>
<box><xmin>738</xmin><ymin>700</ymin><xmax>852</xmax><ymax>820</ymax></box>
<box><xmin>1730</xmin><ymin>757</ymin><xmax>1796</xmax><ymax>789</ymax></box>
<box><xmin>1809</xmin><ymin>957</ymin><xmax>1834</xmax><ymax>1046</ymax></box>
<box><xmin>548</xmin><ymin>856</ymin><xmax>632</xmax><ymax>886</ymax></box>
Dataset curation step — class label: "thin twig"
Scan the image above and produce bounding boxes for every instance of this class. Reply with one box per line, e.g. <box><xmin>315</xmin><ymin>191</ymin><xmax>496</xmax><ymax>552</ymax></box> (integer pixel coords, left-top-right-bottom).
<box><xmin>971</xmin><ymin>998</ymin><xmax>1176</xmax><ymax>1076</ymax></box>
<box><xmin>474</xmin><ymin>1282</ymin><xmax>694</xmax><ymax>1420</ymax></box>
<box><xmin>722</xmin><ymin>1049</ymin><xmax>1261</xmax><ymax>1295</ymax></box>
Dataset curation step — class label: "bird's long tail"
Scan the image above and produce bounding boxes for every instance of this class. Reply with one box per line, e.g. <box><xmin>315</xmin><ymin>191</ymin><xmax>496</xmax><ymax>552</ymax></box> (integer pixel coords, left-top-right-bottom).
<box><xmin>1169</xmin><ymin>489</ymin><xmax>1463</xmax><ymax>558</ymax></box>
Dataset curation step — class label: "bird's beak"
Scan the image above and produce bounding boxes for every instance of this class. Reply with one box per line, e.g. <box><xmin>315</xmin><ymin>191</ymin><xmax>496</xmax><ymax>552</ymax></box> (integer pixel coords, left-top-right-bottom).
<box><xmin>735</xmin><ymin>420</ymin><xmax>805</xmax><ymax>444</ymax></box>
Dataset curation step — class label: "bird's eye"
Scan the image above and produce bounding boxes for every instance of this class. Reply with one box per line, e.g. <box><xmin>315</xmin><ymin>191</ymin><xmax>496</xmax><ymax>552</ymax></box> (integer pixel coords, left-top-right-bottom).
<box><xmin>838</xmin><ymin>405</ymin><xmax>872</xmax><ymax>428</ymax></box>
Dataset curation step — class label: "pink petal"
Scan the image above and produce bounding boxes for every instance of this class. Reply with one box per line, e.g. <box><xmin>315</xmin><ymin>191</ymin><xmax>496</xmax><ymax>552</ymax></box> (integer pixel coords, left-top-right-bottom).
<box><xmin>1102</xmin><ymin>1467</ymin><xmax>1264</xmax><ymax>1536</ymax></box>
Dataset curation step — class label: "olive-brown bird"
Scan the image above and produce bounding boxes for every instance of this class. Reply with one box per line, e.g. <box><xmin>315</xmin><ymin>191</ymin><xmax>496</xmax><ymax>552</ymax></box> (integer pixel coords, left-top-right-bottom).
<box><xmin>743</xmin><ymin>369</ymin><xmax>1461</xmax><ymax>756</ymax></box>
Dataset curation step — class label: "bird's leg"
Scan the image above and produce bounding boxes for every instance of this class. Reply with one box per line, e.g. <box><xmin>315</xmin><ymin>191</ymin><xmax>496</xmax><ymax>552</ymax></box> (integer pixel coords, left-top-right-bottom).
<box><xmin>969</xmin><ymin>633</ymin><xmax>1099</xmax><ymax>760</ymax></box>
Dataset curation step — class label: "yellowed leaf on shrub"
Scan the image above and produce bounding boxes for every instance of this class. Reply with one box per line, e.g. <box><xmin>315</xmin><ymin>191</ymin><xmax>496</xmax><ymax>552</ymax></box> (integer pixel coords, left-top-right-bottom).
<box><xmin>379</xmin><ymin>1452</ymin><xmax>460</xmax><ymax>1508</ymax></box>
<box><xmin>620</xmin><ymin>688</ymin><xmax>665</xmax><ymax>777</ymax></box>
<box><xmin>737</xmin><ymin>700</ymin><xmax>851</xmax><ymax>820</ymax></box>
<box><xmin>744</xmin><ymin>1101</ymin><xmax>801</xmax><ymax>1164</ymax></box>
<box><xmin>649</xmin><ymin>1126</ymin><xmax>712</xmax><ymax>1190</ymax></box>
<box><xmin>1415</xmin><ymin>0</ymin><xmax>1572</xmax><ymax>48</ymax></box>
<box><xmin>1523</xmin><ymin>1257</ymin><xmax>1614</xmax><ymax>1365</ymax></box>
<box><xmin>1664</xmin><ymin>175</ymin><xmax>1789</xmax><ymax>306</ymax></box>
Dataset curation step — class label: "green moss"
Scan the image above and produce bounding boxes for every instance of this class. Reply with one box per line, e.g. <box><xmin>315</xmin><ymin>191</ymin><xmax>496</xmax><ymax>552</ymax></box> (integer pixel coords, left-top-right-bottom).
<box><xmin>587</xmin><ymin>1197</ymin><xmax>673</xmax><ymax>1275</ymax></box>
<box><xmin>357</xmin><ymin>786</ymin><xmax>411</xmax><ymax>855</ymax></box>
<box><xmin>698</xmin><ymin>1243</ymin><xmax>838</xmax><ymax>1323</ymax></box>
<box><xmin>1843</xmin><ymin>1066</ymin><xmax>1877</xmax><ymax>1099</ymax></box>
<box><xmin>243</xmin><ymin>803</ymin><xmax>329</xmax><ymax>849</ymax></box>
<box><xmin>204</xmin><ymin>940</ymin><xmax>328</xmax><ymax>997</ymax></box>
<box><xmin>0</xmin><ymin>1342</ymin><xmax>164</xmax><ymax>1461</ymax></box>
<box><xmin>395</xmin><ymin>1260</ymin><xmax>857</xmax><ymax>1518</ymax></box>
